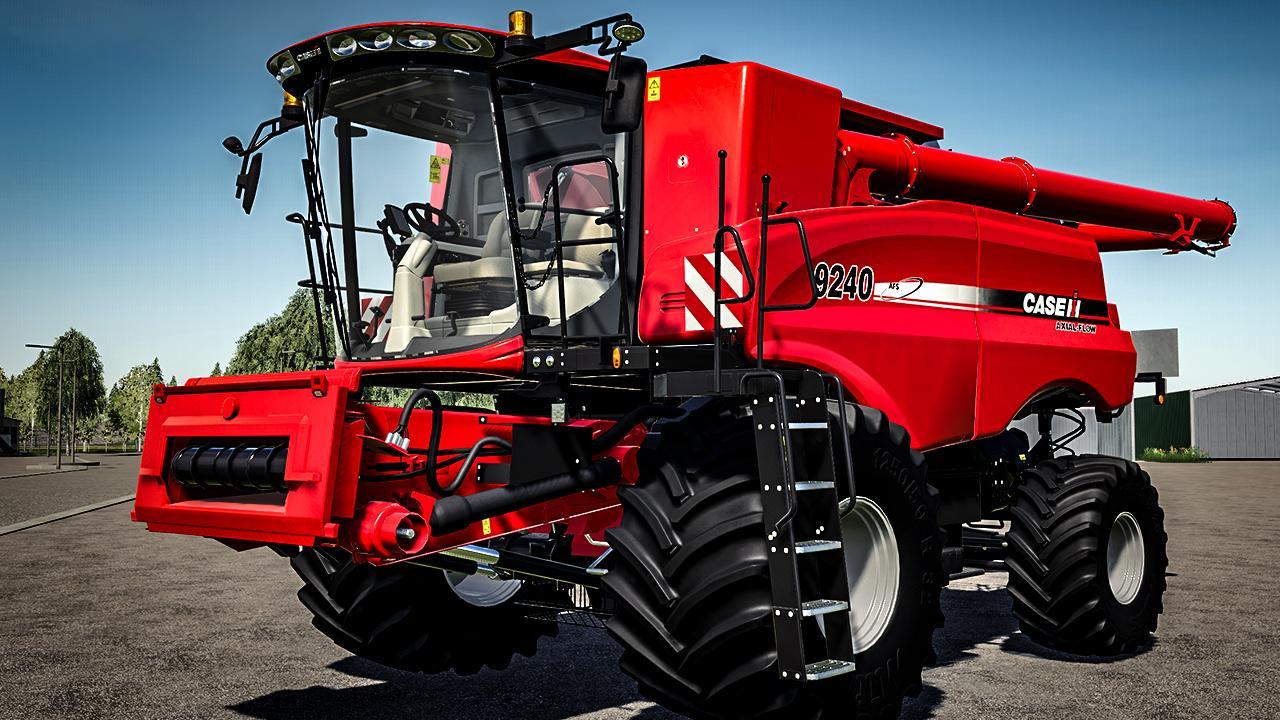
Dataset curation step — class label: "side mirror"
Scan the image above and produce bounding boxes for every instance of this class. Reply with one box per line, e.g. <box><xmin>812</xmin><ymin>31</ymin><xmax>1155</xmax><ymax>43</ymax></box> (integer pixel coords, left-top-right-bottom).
<box><xmin>602</xmin><ymin>54</ymin><xmax>647</xmax><ymax>134</ymax></box>
<box><xmin>236</xmin><ymin>153</ymin><xmax>262</xmax><ymax>215</ymax></box>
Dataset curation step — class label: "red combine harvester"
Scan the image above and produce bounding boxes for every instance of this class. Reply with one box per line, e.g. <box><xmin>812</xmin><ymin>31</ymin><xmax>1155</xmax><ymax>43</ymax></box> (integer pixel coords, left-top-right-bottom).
<box><xmin>133</xmin><ymin>11</ymin><xmax>1234</xmax><ymax>718</ymax></box>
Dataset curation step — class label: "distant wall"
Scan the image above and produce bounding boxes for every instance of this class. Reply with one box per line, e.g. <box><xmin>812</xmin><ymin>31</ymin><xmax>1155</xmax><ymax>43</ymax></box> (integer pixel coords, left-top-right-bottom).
<box><xmin>1193</xmin><ymin>389</ymin><xmax>1280</xmax><ymax>459</ymax></box>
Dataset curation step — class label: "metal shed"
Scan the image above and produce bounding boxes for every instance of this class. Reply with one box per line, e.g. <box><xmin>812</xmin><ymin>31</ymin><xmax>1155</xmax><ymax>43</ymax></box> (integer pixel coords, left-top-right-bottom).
<box><xmin>1191</xmin><ymin>377</ymin><xmax>1280</xmax><ymax>459</ymax></box>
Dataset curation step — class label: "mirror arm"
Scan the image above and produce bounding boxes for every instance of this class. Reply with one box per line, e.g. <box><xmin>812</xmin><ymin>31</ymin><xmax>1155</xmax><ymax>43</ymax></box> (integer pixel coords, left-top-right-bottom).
<box><xmin>495</xmin><ymin>13</ymin><xmax>637</xmax><ymax>66</ymax></box>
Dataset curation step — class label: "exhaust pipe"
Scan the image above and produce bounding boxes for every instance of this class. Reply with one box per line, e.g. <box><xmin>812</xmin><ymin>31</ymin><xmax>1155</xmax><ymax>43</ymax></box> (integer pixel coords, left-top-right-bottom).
<box><xmin>429</xmin><ymin>457</ymin><xmax>621</xmax><ymax>536</ymax></box>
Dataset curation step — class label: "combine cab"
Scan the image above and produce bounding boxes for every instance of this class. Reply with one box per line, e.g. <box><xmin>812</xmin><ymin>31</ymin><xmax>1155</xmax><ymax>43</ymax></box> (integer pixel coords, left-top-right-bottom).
<box><xmin>133</xmin><ymin>10</ymin><xmax>1228</xmax><ymax>718</ymax></box>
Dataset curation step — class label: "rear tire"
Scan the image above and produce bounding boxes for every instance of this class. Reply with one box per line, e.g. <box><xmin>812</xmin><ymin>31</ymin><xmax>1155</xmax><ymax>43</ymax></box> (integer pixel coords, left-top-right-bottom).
<box><xmin>603</xmin><ymin>400</ymin><xmax>942</xmax><ymax>719</ymax></box>
<box><xmin>290</xmin><ymin>548</ymin><xmax>559</xmax><ymax>674</ymax></box>
<box><xmin>1006</xmin><ymin>454</ymin><xmax>1168</xmax><ymax>655</ymax></box>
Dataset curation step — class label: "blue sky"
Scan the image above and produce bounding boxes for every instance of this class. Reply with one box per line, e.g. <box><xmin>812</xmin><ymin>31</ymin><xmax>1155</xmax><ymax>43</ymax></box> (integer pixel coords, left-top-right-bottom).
<box><xmin>1</xmin><ymin>0</ymin><xmax>1276</xmax><ymax>391</ymax></box>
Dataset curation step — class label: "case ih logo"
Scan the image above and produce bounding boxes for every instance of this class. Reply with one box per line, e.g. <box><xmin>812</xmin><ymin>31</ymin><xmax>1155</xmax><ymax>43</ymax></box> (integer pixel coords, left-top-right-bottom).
<box><xmin>683</xmin><ymin>252</ymin><xmax>747</xmax><ymax>332</ymax></box>
<box><xmin>1022</xmin><ymin>292</ymin><xmax>1083</xmax><ymax>319</ymax></box>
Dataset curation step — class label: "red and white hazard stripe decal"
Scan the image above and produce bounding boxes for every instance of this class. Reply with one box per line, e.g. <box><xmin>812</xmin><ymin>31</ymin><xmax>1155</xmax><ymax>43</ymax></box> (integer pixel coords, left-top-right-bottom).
<box><xmin>684</xmin><ymin>252</ymin><xmax>747</xmax><ymax>332</ymax></box>
<box><xmin>359</xmin><ymin>296</ymin><xmax>394</xmax><ymax>343</ymax></box>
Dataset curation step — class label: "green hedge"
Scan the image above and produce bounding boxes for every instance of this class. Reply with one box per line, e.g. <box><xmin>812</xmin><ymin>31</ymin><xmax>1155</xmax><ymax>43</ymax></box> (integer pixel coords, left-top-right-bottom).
<box><xmin>1139</xmin><ymin>447</ymin><xmax>1211</xmax><ymax>463</ymax></box>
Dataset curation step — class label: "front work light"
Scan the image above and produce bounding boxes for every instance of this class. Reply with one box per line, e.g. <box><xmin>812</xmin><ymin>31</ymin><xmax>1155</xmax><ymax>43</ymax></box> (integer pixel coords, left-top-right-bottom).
<box><xmin>331</xmin><ymin>35</ymin><xmax>357</xmax><ymax>57</ymax></box>
<box><xmin>359</xmin><ymin>30</ymin><xmax>393</xmax><ymax>51</ymax></box>
<box><xmin>272</xmin><ymin>53</ymin><xmax>298</xmax><ymax>81</ymax></box>
<box><xmin>398</xmin><ymin>29</ymin><xmax>437</xmax><ymax>49</ymax></box>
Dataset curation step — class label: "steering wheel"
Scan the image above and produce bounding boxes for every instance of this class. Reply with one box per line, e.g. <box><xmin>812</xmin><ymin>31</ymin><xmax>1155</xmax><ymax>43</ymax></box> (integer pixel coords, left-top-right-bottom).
<box><xmin>403</xmin><ymin>202</ymin><xmax>465</xmax><ymax>243</ymax></box>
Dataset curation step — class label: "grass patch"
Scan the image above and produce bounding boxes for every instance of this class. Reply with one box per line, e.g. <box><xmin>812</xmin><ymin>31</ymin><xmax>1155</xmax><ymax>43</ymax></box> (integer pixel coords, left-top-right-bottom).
<box><xmin>1140</xmin><ymin>447</ymin><xmax>1212</xmax><ymax>463</ymax></box>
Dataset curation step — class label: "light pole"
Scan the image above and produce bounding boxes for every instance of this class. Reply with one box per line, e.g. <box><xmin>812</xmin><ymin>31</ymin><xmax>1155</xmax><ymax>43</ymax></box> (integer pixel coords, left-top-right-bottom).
<box><xmin>69</xmin><ymin>336</ymin><xmax>82</xmax><ymax>464</ymax></box>
<box><xmin>25</xmin><ymin>343</ymin><xmax>63</xmax><ymax>470</ymax></box>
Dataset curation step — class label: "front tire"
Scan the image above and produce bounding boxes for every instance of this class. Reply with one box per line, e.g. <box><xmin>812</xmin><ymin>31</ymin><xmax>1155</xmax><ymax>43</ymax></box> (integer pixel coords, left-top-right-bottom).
<box><xmin>290</xmin><ymin>548</ymin><xmax>560</xmax><ymax>674</ymax></box>
<box><xmin>1006</xmin><ymin>455</ymin><xmax>1168</xmax><ymax>655</ymax></box>
<box><xmin>603</xmin><ymin>401</ymin><xmax>942</xmax><ymax>719</ymax></box>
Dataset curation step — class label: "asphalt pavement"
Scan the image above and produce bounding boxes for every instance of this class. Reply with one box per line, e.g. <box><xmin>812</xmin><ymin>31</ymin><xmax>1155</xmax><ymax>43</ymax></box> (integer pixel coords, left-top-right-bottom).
<box><xmin>1</xmin><ymin>458</ymin><xmax>1277</xmax><ymax>719</ymax></box>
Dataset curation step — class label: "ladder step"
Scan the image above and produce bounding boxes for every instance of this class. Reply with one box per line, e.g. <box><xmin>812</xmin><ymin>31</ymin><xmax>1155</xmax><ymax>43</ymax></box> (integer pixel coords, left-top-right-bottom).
<box><xmin>795</xmin><ymin>480</ymin><xmax>836</xmax><ymax>491</ymax></box>
<box><xmin>804</xmin><ymin>659</ymin><xmax>856</xmax><ymax>681</ymax></box>
<box><xmin>801</xmin><ymin>599</ymin><xmax>849</xmax><ymax>617</ymax></box>
<box><xmin>787</xmin><ymin>422</ymin><xmax>828</xmax><ymax>430</ymax></box>
<box><xmin>794</xmin><ymin>539</ymin><xmax>843</xmax><ymax>554</ymax></box>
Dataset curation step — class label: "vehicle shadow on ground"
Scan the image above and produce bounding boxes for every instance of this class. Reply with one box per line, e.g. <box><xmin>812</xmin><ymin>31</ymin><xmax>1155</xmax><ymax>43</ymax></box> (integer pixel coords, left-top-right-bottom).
<box><xmin>228</xmin><ymin>626</ymin><xmax>677</xmax><ymax>720</ymax></box>
<box><xmin>231</xmin><ymin>579</ymin><xmax>1153</xmax><ymax>720</ymax></box>
<box><xmin>902</xmin><ymin>577</ymin><xmax>1157</xmax><ymax>719</ymax></box>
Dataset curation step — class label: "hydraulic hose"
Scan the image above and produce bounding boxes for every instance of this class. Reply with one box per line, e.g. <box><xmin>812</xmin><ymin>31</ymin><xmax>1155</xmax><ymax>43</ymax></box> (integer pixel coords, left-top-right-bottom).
<box><xmin>429</xmin><ymin>457</ymin><xmax>621</xmax><ymax>536</ymax></box>
<box><xmin>590</xmin><ymin>404</ymin><xmax>684</xmax><ymax>453</ymax></box>
<box><xmin>384</xmin><ymin>389</ymin><xmax>448</xmax><ymax>495</ymax></box>
<box><xmin>444</xmin><ymin>436</ymin><xmax>512</xmax><ymax>495</ymax></box>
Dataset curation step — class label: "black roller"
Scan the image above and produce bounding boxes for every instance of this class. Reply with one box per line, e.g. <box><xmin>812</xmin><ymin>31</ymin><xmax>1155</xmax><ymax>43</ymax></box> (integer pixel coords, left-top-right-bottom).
<box><xmin>430</xmin><ymin>457</ymin><xmax>620</xmax><ymax>536</ymax></box>
<box><xmin>171</xmin><ymin>442</ymin><xmax>289</xmax><ymax>493</ymax></box>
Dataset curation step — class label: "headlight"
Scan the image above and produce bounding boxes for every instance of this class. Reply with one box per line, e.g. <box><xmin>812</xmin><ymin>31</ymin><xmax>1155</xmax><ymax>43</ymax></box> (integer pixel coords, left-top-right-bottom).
<box><xmin>397</xmin><ymin>28</ymin><xmax>437</xmax><ymax>49</ymax></box>
<box><xmin>358</xmin><ymin>30</ymin><xmax>393</xmax><ymax>51</ymax></box>
<box><xmin>331</xmin><ymin>35</ymin><xmax>357</xmax><ymax>57</ymax></box>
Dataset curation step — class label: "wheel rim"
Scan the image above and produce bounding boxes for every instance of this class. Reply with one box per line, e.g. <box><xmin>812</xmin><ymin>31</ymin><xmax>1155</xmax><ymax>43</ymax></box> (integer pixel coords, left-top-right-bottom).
<box><xmin>444</xmin><ymin>571</ymin><xmax>523</xmax><ymax>608</ymax></box>
<box><xmin>842</xmin><ymin>497</ymin><xmax>901</xmax><ymax>653</ymax></box>
<box><xmin>1107</xmin><ymin>511</ymin><xmax>1146</xmax><ymax>605</ymax></box>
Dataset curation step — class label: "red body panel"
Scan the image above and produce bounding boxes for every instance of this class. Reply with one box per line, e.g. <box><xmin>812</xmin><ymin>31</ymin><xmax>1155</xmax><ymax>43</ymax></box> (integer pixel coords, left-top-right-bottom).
<box><xmin>970</xmin><ymin>209</ymin><xmax>1135</xmax><ymax>438</ymax></box>
<box><xmin>638</xmin><ymin>201</ymin><xmax>1132</xmax><ymax>449</ymax></box>
<box><xmin>132</xmin><ymin>367</ymin><xmax>642</xmax><ymax>556</ymax></box>
<box><xmin>132</xmin><ymin>370</ymin><xmax>365</xmax><ymax>546</ymax></box>
<box><xmin>642</xmin><ymin>63</ymin><xmax>841</xmax><ymax>242</ymax></box>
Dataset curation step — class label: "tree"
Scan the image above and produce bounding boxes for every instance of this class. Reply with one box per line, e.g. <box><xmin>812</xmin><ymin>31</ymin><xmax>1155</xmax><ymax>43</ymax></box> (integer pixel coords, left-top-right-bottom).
<box><xmin>210</xmin><ymin>363</ymin><xmax>223</xmax><ymax>377</ymax></box>
<box><xmin>6</xmin><ymin>364</ymin><xmax>43</xmax><ymax>449</ymax></box>
<box><xmin>225</xmin><ymin>290</ymin><xmax>490</xmax><ymax>408</ymax></box>
<box><xmin>10</xmin><ymin>330</ymin><xmax>107</xmax><ymax>453</ymax></box>
<box><xmin>42</xmin><ymin>329</ymin><xmax>108</xmax><ymax>427</ymax></box>
<box><xmin>169</xmin><ymin>375</ymin><xmax>178</xmax><ymax>387</ymax></box>
<box><xmin>108</xmin><ymin>360</ymin><xmax>164</xmax><ymax>446</ymax></box>
<box><xmin>228</xmin><ymin>289</ymin><xmax>332</xmax><ymax>376</ymax></box>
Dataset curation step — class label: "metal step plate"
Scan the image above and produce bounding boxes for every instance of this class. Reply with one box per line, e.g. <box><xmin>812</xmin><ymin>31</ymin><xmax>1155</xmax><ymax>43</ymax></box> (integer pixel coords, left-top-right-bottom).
<box><xmin>801</xmin><ymin>599</ymin><xmax>850</xmax><ymax>617</ymax></box>
<box><xmin>794</xmin><ymin>539</ymin><xmax>843</xmax><ymax>554</ymax></box>
<box><xmin>804</xmin><ymin>658</ymin><xmax>856</xmax><ymax>681</ymax></box>
<box><xmin>795</xmin><ymin>480</ymin><xmax>836</xmax><ymax>491</ymax></box>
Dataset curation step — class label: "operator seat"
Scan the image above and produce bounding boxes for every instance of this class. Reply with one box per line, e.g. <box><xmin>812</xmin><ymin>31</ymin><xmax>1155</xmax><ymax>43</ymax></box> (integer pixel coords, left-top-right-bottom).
<box><xmin>433</xmin><ymin>210</ymin><xmax>612</xmax><ymax>285</ymax></box>
<box><xmin>425</xmin><ymin>210</ymin><xmax>615</xmax><ymax>337</ymax></box>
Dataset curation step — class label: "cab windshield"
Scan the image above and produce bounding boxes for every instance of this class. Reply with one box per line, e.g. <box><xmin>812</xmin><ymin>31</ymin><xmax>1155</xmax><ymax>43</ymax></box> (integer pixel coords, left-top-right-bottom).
<box><xmin>309</xmin><ymin>66</ymin><xmax>624</xmax><ymax>360</ymax></box>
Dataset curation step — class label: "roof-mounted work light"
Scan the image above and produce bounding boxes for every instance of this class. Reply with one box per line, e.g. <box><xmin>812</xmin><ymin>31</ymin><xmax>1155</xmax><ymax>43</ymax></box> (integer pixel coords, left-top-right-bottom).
<box><xmin>610</xmin><ymin>20</ymin><xmax>645</xmax><ymax>44</ymax></box>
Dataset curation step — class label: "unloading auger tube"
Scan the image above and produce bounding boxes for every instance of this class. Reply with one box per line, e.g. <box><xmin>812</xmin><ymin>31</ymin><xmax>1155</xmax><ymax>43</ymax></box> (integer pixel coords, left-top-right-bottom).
<box><xmin>841</xmin><ymin>131</ymin><xmax>1236</xmax><ymax>253</ymax></box>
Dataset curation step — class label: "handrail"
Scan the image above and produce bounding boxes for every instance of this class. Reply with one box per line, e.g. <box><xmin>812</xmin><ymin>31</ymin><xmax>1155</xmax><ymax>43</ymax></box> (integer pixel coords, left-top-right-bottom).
<box><xmin>737</xmin><ymin>369</ymin><xmax>798</xmax><ymax>532</ymax></box>
<box><xmin>715</xmin><ymin>225</ymin><xmax>756</xmax><ymax>306</ymax></box>
<box><xmin>760</xmin><ymin>216</ymin><xmax>818</xmax><ymax>312</ymax></box>
<box><xmin>754</xmin><ymin>175</ymin><xmax>819</xmax><ymax>366</ymax></box>
<box><xmin>547</xmin><ymin>154</ymin><xmax>627</xmax><ymax>349</ymax></box>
